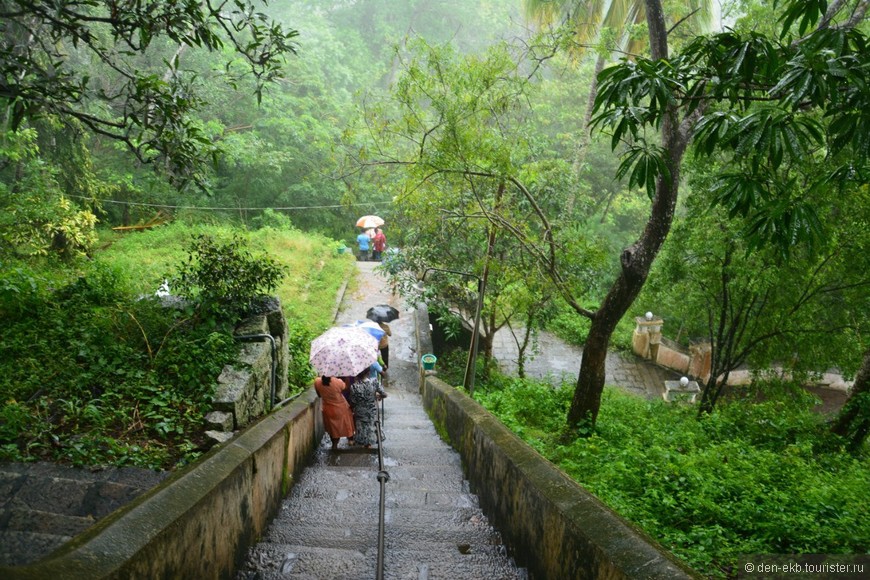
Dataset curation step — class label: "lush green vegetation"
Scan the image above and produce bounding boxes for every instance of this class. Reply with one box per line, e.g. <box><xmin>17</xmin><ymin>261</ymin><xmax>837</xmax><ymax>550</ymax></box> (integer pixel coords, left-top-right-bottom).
<box><xmin>476</xmin><ymin>375</ymin><xmax>870</xmax><ymax>577</ymax></box>
<box><xmin>0</xmin><ymin>222</ymin><xmax>354</xmax><ymax>469</ymax></box>
<box><xmin>2</xmin><ymin>0</ymin><xmax>868</xmax><ymax>571</ymax></box>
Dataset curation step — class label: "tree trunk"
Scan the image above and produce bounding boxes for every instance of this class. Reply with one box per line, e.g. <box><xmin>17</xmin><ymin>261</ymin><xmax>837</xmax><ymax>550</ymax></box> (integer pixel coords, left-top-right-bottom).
<box><xmin>566</xmin><ymin>0</ymin><xmax>690</xmax><ymax>433</ymax></box>
<box><xmin>571</xmin><ymin>54</ymin><xmax>606</xmax><ymax>175</ymax></box>
<box><xmin>466</xmin><ymin>180</ymin><xmax>503</xmax><ymax>393</ymax></box>
<box><xmin>516</xmin><ymin>308</ymin><xmax>537</xmax><ymax>379</ymax></box>
<box><xmin>831</xmin><ymin>347</ymin><xmax>870</xmax><ymax>449</ymax></box>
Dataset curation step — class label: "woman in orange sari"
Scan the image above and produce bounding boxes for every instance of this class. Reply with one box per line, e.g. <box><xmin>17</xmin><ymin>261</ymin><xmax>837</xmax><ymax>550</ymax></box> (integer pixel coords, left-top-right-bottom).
<box><xmin>313</xmin><ymin>376</ymin><xmax>355</xmax><ymax>449</ymax></box>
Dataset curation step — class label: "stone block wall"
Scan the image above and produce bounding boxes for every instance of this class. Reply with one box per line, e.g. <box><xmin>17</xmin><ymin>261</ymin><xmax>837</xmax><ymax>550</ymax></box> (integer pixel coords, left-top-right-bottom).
<box><xmin>212</xmin><ymin>298</ymin><xmax>290</xmax><ymax>433</ymax></box>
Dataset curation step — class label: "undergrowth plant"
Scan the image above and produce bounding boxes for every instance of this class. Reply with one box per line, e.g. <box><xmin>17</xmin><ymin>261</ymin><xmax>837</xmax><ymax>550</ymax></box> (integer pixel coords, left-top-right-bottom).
<box><xmin>475</xmin><ymin>377</ymin><xmax>870</xmax><ymax>578</ymax></box>
<box><xmin>0</xmin><ymin>223</ymin><xmax>349</xmax><ymax>469</ymax></box>
<box><xmin>172</xmin><ymin>233</ymin><xmax>286</xmax><ymax>324</ymax></box>
<box><xmin>0</xmin><ymin>259</ymin><xmax>237</xmax><ymax>469</ymax></box>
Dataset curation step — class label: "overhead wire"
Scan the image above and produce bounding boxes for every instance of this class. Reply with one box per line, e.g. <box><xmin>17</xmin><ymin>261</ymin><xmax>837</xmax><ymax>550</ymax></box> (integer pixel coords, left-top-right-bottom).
<box><xmin>65</xmin><ymin>194</ymin><xmax>393</xmax><ymax>212</ymax></box>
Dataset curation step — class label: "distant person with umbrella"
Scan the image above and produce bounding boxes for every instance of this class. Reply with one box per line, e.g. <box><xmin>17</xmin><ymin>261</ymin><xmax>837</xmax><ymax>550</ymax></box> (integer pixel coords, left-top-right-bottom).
<box><xmin>355</xmin><ymin>215</ymin><xmax>384</xmax><ymax>261</ymax></box>
<box><xmin>372</xmin><ymin>228</ymin><xmax>387</xmax><ymax>261</ymax></box>
<box><xmin>367</xmin><ymin>304</ymin><xmax>399</xmax><ymax>371</ymax></box>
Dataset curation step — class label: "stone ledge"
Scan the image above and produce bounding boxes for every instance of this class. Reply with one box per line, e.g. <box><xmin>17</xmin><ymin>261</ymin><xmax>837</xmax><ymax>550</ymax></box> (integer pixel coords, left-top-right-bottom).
<box><xmin>416</xmin><ymin>305</ymin><xmax>698</xmax><ymax>579</ymax></box>
<box><xmin>0</xmin><ymin>391</ymin><xmax>324</xmax><ymax>580</ymax></box>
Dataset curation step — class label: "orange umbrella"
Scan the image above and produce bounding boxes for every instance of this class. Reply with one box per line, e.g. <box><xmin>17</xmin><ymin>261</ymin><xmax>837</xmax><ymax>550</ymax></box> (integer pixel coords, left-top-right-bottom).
<box><xmin>356</xmin><ymin>215</ymin><xmax>384</xmax><ymax>228</ymax></box>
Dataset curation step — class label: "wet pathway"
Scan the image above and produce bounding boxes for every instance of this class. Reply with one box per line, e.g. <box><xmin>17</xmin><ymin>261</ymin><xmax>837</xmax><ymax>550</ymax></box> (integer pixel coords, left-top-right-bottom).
<box><xmin>492</xmin><ymin>327</ymin><xmax>681</xmax><ymax>399</ymax></box>
<box><xmin>236</xmin><ymin>262</ymin><xmax>525</xmax><ymax>578</ymax></box>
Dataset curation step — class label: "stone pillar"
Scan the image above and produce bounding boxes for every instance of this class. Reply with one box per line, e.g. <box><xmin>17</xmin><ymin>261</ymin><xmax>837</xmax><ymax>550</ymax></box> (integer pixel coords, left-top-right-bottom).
<box><xmin>633</xmin><ymin>313</ymin><xmax>664</xmax><ymax>362</ymax></box>
<box><xmin>688</xmin><ymin>342</ymin><xmax>712</xmax><ymax>384</ymax></box>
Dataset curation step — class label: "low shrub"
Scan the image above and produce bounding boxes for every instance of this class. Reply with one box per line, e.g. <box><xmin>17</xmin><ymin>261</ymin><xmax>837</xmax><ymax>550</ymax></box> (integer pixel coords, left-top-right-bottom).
<box><xmin>0</xmin><ymin>264</ymin><xmax>238</xmax><ymax>468</ymax></box>
<box><xmin>476</xmin><ymin>378</ymin><xmax>870</xmax><ymax>578</ymax></box>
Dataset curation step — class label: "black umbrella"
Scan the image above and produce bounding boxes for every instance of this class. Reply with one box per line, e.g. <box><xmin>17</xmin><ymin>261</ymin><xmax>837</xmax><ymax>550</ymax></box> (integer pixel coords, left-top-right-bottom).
<box><xmin>366</xmin><ymin>304</ymin><xmax>399</xmax><ymax>323</ymax></box>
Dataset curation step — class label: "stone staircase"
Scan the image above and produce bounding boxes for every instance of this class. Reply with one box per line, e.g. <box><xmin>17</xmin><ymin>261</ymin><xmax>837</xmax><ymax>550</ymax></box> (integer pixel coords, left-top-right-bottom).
<box><xmin>0</xmin><ymin>462</ymin><xmax>168</xmax><ymax>566</ymax></box>
<box><xmin>236</xmin><ymin>380</ymin><xmax>525</xmax><ymax>579</ymax></box>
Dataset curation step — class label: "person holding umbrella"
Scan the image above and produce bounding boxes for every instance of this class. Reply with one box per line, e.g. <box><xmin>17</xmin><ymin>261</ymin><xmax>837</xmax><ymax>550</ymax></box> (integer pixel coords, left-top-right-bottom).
<box><xmin>376</xmin><ymin>321</ymin><xmax>391</xmax><ymax>371</ymax></box>
<box><xmin>348</xmin><ymin>367</ymin><xmax>386</xmax><ymax>448</ymax></box>
<box><xmin>372</xmin><ymin>228</ymin><xmax>387</xmax><ymax>261</ymax></box>
<box><xmin>309</xmin><ymin>326</ymin><xmax>380</xmax><ymax>449</ymax></box>
<box><xmin>367</xmin><ymin>304</ymin><xmax>398</xmax><ymax>373</ymax></box>
<box><xmin>356</xmin><ymin>229</ymin><xmax>371</xmax><ymax>261</ymax></box>
<box><xmin>355</xmin><ymin>216</ymin><xmax>384</xmax><ymax>261</ymax></box>
<box><xmin>313</xmin><ymin>376</ymin><xmax>354</xmax><ymax>450</ymax></box>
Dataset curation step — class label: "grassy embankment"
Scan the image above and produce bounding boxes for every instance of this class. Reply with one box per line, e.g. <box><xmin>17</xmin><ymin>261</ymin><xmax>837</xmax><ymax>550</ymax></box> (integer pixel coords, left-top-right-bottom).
<box><xmin>0</xmin><ymin>223</ymin><xmax>355</xmax><ymax>469</ymax></box>
<box><xmin>475</xmin><ymin>376</ymin><xmax>869</xmax><ymax>578</ymax></box>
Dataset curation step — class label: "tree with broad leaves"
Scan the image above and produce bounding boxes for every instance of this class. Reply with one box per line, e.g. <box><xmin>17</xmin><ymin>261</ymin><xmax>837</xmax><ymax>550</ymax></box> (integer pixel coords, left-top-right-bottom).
<box><xmin>568</xmin><ymin>0</ymin><xmax>869</xmax><ymax>434</ymax></box>
<box><xmin>357</xmin><ymin>0</ymin><xmax>869</xmax><ymax>440</ymax></box>
<box><xmin>641</xmin><ymin>180</ymin><xmax>870</xmax><ymax>417</ymax></box>
<box><xmin>0</xmin><ymin>0</ymin><xmax>299</xmax><ymax>189</ymax></box>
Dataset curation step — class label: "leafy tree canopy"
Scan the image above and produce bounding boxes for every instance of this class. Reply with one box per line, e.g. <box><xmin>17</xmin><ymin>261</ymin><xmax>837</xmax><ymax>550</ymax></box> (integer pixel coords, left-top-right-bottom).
<box><xmin>0</xmin><ymin>0</ymin><xmax>299</xmax><ymax>189</ymax></box>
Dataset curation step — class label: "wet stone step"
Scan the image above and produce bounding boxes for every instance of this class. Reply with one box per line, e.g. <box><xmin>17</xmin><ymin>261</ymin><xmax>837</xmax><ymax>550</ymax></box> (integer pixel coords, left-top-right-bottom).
<box><xmin>0</xmin><ymin>530</ymin><xmax>72</xmax><ymax>567</ymax></box>
<box><xmin>236</xmin><ymin>543</ymin><xmax>376</xmax><ymax>580</ymax></box>
<box><xmin>0</xmin><ymin>506</ymin><xmax>94</xmax><ymax>536</ymax></box>
<box><xmin>382</xmin><ymin>505</ymin><xmax>493</xmax><ymax>531</ymax></box>
<box><xmin>273</xmin><ymin>488</ymin><xmax>478</xmax><ymax>531</ymax></box>
<box><xmin>295</xmin><ymin>462</ymin><xmax>470</xmax><ymax>494</ymax></box>
<box><xmin>267</xmin><ymin>500</ymin><xmax>492</xmax><ymax>540</ymax></box>
<box><xmin>374</xmin><ymin>466</ymin><xmax>471</xmax><ymax>493</ymax></box>
<box><xmin>381</xmin><ymin>451</ymin><xmax>464</xmax><ymax>469</ymax></box>
<box><xmin>383</xmin><ymin>527</ymin><xmax>504</xmax><ymax>552</ymax></box>
<box><xmin>263</xmin><ymin>521</ymin><xmax>504</xmax><ymax>552</ymax></box>
<box><xmin>237</xmin><ymin>542</ymin><xmax>528</xmax><ymax>580</ymax></box>
<box><xmin>273</xmin><ymin>498</ymin><xmax>379</xmax><ymax>528</ymax></box>
<box><xmin>262</xmin><ymin>522</ymin><xmax>379</xmax><ymax>551</ymax></box>
<box><xmin>385</xmin><ymin>488</ymin><xmax>479</xmax><ymax>511</ymax></box>
<box><xmin>288</xmin><ymin>476</ymin><xmax>475</xmax><ymax>510</ymax></box>
<box><xmin>382</xmin><ymin>545</ymin><xmax>528</xmax><ymax>580</ymax></box>
<box><xmin>0</xmin><ymin>462</ymin><xmax>161</xmax><ymax>485</ymax></box>
<box><xmin>288</xmin><ymin>467</ymin><xmax>382</xmax><ymax>493</ymax></box>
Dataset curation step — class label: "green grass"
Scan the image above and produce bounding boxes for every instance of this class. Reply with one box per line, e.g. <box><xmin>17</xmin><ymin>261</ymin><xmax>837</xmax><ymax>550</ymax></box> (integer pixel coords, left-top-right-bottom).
<box><xmin>95</xmin><ymin>223</ymin><xmax>355</xmax><ymax>335</ymax></box>
<box><xmin>475</xmin><ymin>378</ymin><xmax>870</xmax><ymax>578</ymax></box>
<box><xmin>0</xmin><ymin>222</ymin><xmax>356</xmax><ymax>469</ymax></box>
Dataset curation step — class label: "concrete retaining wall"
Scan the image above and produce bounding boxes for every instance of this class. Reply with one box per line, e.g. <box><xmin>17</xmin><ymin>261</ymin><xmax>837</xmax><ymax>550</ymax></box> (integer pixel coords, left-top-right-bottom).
<box><xmin>414</xmin><ymin>307</ymin><xmax>697</xmax><ymax>579</ymax></box>
<box><xmin>1</xmin><ymin>391</ymin><xmax>324</xmax><ymax>580</ymax></box>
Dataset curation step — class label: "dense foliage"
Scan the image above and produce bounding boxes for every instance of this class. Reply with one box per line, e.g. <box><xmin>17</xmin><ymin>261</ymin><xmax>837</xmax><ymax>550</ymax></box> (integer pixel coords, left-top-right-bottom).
<box><xmin>0</xmin><ymin>223</ymin><xmax>352</xmax><ymax>469</ymax></box>
<box><xmin>0</xmin><ymin>257</ymin><xmax>238</xmax><ymax>468</ymax></box>
<box><xmin>173</xmin><ymin>233</ymin><xmax>286</xmax><ymax>322</ymax></box>
<box><xmin>0</xmin><ymin>0</ymin><xmax>299</xmax><ymax>189</ymax></box>
<box><xmin>477</xmin><ymin>378</ymin><xmax>870</xmax><ymax>577</ymax></box>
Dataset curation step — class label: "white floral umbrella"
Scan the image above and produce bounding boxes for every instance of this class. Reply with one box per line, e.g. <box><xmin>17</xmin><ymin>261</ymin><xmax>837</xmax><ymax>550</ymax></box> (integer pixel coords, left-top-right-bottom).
<box><xmin>310</xmin><ymin>326</ymin><xmax>378</xmax><ymax>377</ymax></box>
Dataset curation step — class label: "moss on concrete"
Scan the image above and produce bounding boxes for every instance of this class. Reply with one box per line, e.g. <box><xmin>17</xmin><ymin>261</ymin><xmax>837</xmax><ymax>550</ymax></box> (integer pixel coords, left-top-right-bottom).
<box><xmin>420</xmin><ymin>375</ymin><xmax>698</xmax><ymax>579</ymax></box>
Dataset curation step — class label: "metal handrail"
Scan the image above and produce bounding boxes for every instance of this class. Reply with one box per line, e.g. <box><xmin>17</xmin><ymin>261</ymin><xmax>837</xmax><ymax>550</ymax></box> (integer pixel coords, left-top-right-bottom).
<box><xmin>374</xmin><ymin>387</ymin><xmax>389</xmax><ymax>580</ymax></box>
